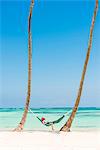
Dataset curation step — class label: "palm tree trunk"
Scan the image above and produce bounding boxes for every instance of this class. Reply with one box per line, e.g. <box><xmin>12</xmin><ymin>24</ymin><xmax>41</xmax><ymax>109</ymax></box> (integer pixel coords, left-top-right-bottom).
<box><xmin>60</xmin><ymin>0</ymin><xmax>98</xmax><ymax>132</ymax></box>
<box><xmin>14</xmin><ymin>0</ymin><xmax>34</xmax><ymax>131</ymax></box>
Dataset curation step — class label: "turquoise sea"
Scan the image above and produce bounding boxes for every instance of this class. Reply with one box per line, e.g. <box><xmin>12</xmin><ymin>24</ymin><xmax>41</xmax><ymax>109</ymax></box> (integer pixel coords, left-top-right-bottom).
<box><xmin>0</xmin><ymin>107</ymin><xmax>100</xmax><ymax>131</ymax></box>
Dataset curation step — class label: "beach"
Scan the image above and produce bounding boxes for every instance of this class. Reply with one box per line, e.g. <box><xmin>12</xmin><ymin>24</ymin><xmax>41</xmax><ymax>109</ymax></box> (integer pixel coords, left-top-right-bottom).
<box><xmin>0</xmin><ymin>108</ymin><xmax>100</xmax><ymax>149</ymax></box>
<box><xmin>0</xmin><ymin>130</ymin><xmax>100</xmax><ymax>150</ymax></box>
<box><xmin>1</xmin><ymin>0</ymin><xmax>99</xmax><ymax>149</ymax></box>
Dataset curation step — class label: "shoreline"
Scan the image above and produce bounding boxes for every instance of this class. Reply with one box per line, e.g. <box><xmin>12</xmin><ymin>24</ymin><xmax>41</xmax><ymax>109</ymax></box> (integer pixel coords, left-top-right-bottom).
<box><xmin>0</xmin><ymin>128</ymin><xmax>100</xmax><ymax>132</ymax></box>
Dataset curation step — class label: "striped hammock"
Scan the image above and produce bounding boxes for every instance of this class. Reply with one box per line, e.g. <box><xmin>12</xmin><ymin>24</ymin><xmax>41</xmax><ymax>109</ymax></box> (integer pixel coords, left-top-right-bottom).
<box><xmin>29</xmin><ymin>108</ymin><xmax>72</xmax><ymax>127</ymax></box>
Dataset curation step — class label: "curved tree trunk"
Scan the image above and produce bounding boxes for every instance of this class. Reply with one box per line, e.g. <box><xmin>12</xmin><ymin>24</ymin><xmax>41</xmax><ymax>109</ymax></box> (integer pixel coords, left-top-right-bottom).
<box><xmin>60</xmin><ymin>0</ymin><xmax>98</xmax><ymax>132</ymax></box>
<box><xmin>14</xmin><ymin>0</ymin><xmax>34</xmax><ymax>131</ymax></box>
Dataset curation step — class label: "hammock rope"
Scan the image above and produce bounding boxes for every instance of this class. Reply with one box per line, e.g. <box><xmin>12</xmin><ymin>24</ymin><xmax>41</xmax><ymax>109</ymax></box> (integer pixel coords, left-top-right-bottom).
<box><xmin>28</xmin><ymin>108</ymin><xmax>72</xmax><ymax>127</ymax></box>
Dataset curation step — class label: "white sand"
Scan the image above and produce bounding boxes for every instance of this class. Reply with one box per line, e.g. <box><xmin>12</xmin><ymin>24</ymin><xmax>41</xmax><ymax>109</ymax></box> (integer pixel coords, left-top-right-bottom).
<box><xmin>0</xmin><ymin>131</ymin><xmax>100</xmax><ymax>150</ymax></box>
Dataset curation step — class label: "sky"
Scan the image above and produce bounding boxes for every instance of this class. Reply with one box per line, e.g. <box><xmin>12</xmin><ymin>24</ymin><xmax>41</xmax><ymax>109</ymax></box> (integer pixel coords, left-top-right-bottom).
<box><xmin>0</xmin><ymin>0</ymin><xmax>100</xmax><ymax>108</ymax></box>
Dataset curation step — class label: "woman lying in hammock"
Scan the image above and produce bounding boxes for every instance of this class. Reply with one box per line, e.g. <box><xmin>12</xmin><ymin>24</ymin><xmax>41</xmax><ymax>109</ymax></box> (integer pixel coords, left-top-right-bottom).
<box><xmin>29</xmin><ymin>109</ymin><xmax>72</xmax><ymax>131</ymax></box>
<box><xmin>38</xmin><ymin>115</ymin><xmax>65</xmax><ymax>131</ymax></box>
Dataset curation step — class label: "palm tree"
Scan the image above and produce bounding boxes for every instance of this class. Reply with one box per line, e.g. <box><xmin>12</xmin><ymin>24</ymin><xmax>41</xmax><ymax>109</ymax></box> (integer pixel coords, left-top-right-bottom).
<box><xmin>14</xmin><ymin>0</ymin><xmax>34</xmax><ymax>131</ymax></box>
<box><xmin>60</xmin><ymin>0</ymin><xmax>98</xmax><ymax>132</ymax></box>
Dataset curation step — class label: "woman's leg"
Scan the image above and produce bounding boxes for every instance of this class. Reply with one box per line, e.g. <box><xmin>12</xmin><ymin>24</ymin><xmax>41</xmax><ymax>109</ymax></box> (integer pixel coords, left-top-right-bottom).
<box><xmin>51</xmin><ymin>124</ymin><xmax>54</xmax><ymax>131</ymax></box>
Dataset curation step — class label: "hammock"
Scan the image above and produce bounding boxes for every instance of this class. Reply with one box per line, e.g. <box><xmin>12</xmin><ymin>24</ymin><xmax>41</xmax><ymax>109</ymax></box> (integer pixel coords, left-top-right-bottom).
<box><xmin>29</xmin><ymin>108</ymin><xmax>72</xmax><ymax>127</ymax></box>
